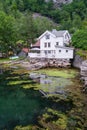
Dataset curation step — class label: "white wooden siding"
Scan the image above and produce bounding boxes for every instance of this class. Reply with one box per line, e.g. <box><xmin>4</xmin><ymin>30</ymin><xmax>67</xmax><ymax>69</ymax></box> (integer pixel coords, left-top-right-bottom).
<box><xmin>28</xmin><ymin>48</ymin><xmax>73</xmax><ymax>59</ymax></box>
<box><xmin>40</xmin><ymin>34</ymin><xmax>64</xmax><ymax>51</ymax></box>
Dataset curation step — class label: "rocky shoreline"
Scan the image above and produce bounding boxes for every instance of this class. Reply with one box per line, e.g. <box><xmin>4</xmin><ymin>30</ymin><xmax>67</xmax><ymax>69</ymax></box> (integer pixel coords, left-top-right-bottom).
<box><xmin>1</xmin><ymin>56</ymin><xmax>87</xmax><ymax>92</ymax></box>
<box><xmin>80</xmin><ymin>60</ymin><xmax>87</xmax><ymax>92</ymax></box>
<box><xmin>29</xmin><ymin>58</ymin><xmax>71</xmax><ymax>68</ymax></box>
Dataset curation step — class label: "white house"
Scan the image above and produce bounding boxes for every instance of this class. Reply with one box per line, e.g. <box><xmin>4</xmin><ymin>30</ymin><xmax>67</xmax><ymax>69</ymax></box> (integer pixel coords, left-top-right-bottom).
<box><xmin>28</xmin><ymin>29</ymin><xmax>74</xmax><ymax>60</ymax></box>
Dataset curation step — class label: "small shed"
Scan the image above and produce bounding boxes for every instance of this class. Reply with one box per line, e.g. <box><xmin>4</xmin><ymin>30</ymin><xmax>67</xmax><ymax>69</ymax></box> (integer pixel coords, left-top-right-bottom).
<box><xmin>18</xmin><ymin>48</ymin><xmax>29</xmax><ymax>58</ymax></box>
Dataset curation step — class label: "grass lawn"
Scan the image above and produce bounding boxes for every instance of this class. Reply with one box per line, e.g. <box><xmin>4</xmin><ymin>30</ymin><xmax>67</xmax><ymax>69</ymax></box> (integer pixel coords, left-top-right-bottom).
<box><xmin>0</xmin><ymin>58</ymin><xmax>10</xmax><ymax>62</ymax></box>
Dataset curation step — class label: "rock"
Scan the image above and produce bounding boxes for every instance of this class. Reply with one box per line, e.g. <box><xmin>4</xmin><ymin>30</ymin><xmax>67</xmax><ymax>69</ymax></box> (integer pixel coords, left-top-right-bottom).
<box><xmin>80</xmin><ymin>60</ymin><xmax>87</xmax><ymax>92</ymax></box>
<box><xmin>45</xmin><ymin>0</ymin><xmax>73</xmax><ymax>8</ymax></box>
<box><xmin>73</xmin><ymin>55</ymin><xmax>83</xmax><ymax>69</ymax></box>
<box><xmin>29</xmin><ymin>58</ymin><xmax>71</xmax><ymax>69</ymax></box>
<box><xmin>80</xmin><ymin>61</ymin><xmax>87</xmax><ymax>76</ymax></box>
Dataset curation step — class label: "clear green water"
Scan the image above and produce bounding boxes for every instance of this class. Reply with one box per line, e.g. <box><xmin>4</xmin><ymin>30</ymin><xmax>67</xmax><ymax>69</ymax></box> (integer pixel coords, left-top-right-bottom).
<box><xmin>0</xmin><ymin>88</ymin><xmax>47</xmax><ymax>129</ymax></box>
<box><xmin>0</xmin><ymin>69</ymin><xmax>52</xmax><ymax>129</ymax></box>
<box><xmin>0</xmin><ymin>67</ymin><xmax>81</xmax><ymax>130</ymax></box>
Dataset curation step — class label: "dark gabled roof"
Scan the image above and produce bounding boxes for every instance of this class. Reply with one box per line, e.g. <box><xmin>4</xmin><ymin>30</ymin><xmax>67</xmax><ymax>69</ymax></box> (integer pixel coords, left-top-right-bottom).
<box><xmin>51</xmin><ymin>29</ymin><xmax>67</xmax><ymax>37</ymax></box>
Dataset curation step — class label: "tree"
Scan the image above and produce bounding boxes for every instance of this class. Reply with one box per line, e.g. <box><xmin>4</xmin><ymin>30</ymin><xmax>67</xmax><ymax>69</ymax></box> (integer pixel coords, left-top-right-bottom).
<box><xmin>0</xmin><ymin>11</ymin><xmax>17</xmax><ymax>53</ymax></box>
<box><xmin>72</xmin><ymin>13</ymin><xmax>82</xmax><ymax>29</ymax></box>
<box><xmin>33</xmin><ymin>17</ymin><xmax>58</xmax><ymax>37</ymax></box>
<box><xmin>18</xmin><ymin>12</ymin><xmax>37</xmax><ymax>46</ymax></box>
<box><xmin>17</xmin><ymin>0</ymin><xmax>24</xmax><ymax>11</ymax></box>
<box><xmin>72</xmin><ymin>29</ymin><xmax>87</xmax><ymax>50</ymax></box>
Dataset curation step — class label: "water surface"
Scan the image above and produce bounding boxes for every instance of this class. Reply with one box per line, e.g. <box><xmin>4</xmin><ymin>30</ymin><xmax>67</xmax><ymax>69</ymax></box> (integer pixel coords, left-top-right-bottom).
<box><xmin>0</xmin><ymin>67</ymin><xmax>86</xmax><ymax>130</ymax></box>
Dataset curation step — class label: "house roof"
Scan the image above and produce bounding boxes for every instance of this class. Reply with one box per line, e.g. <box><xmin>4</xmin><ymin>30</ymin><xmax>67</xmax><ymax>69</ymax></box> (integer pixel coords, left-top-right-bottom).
<box><xmin>37</xmin><ymin>30</ymin><xmax>56</xmax><ymax>40</ymax></box>
<box><xmin>37</xmin><ymin>29</ymin><xmax>69</xmax><ymax>40</ymax></box>
<box><xmin>51</xmin><ymin>29</ymin><xmax>67</xmax><ymax>37</ymax></box>
<box><xmin>22</xmin><ymin>48</ymin><xmax>29</xmax><ymax>53</ymax></box>
<box><xmin>32</xmin><ymin>40</ymin><xmax>40</xmax><ymax>47</ymax></box>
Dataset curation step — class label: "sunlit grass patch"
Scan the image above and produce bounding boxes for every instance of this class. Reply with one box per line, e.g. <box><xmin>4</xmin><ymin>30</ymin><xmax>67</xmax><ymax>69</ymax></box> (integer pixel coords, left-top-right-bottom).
<box><xmin>22</xmin><ymin>83</ymin><xmax>41</xmax><ymax>90</ymax></box>
<box><xmin>0</xmin><ymin>58</ymin><xmax>10</xmax><ymax>62</ymax></box>
<box><xmin>7</xmin><ymin>80</ymin><xmax>32</xmax><ymax>85</ymax></box>
<box><xmin>34</xmin><ymin>68</ymin><xmax>78</xmax><ymax>78</ymax></box>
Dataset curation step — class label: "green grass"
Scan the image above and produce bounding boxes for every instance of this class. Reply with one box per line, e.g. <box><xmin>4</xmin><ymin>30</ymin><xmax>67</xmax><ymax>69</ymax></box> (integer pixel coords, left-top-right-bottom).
<box><xmin>0</xmin><ymin>58</ymin><xmax>10</xmax><ymax>62</ymax></box>
<box><xmin>76</xmin><ymin>49</ymin><xmax>87</xmax><ymax>60</ymax></box>
<box><xmin>34</xmin><ymin>68</ymin><xmax>78</xmax><ymax>78</ymax></box>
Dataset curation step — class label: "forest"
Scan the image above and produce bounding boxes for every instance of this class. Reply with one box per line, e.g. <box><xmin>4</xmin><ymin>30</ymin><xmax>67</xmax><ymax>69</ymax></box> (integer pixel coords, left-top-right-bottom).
<box><xmin>0</xmin><ymin>0</ymin><xmax>87</xmax><ymax>54</ymax></box>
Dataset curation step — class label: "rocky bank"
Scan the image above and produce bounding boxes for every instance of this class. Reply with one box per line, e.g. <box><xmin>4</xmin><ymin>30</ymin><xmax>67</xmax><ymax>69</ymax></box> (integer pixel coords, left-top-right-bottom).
<box><xmin>80</xmin><ymin>60</ymin><xmax>87</xmax><ymax>92</ymax></box>
<box><xmin>29</xmin><ymin>58</ymin><xmax>71</xmax><ymax>69</ymax></box>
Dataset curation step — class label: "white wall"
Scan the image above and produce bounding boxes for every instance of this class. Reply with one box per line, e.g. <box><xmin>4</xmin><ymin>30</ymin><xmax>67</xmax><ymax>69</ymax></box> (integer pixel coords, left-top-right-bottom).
<box><xmin>29</xmin><ymin>48</ymin><xmax>74</xmax><ymax>59</ymax></box>
<box><xmin>55</xmin><ymin>48</ymin><xmax>73</xmax><ymax>59</ymax></box>
<box><xmin>40</xmin><ymin>34</ymin><xmax>64</xmax><ymax>51</ymax></box>
<box><xmin>40</xmin><ymin>48</ymin><xmax>73</xmax><ymax>59</ymax></box>
<box><xmin>28</xmin><ymin>53</ymin><xmax>40</xmax><ymax>58</ymax></box>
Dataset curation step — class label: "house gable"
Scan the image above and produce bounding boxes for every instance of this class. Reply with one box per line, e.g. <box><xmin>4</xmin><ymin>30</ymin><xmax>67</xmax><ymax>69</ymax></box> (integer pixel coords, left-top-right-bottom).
<box><xmin>63</xmin><ymin>31</ymin><xmax>71</xmax><ymax>45</ymax></box>
<box><xmin>37</xmin><ymin>30</ymin><xmax>56</xmax><ymax>40</ymax></box>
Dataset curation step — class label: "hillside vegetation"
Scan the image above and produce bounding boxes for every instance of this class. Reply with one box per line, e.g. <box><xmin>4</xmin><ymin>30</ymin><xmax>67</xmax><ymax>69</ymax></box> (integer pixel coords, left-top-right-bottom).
<box><xmin>0</xmin><ymin>0</ymin><xmax>87</xmax><ymax>53</ymax></box>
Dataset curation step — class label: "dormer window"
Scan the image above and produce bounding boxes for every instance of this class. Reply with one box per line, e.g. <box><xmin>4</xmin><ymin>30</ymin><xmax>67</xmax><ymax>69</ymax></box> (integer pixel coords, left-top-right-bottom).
<box><xmin>45</xmin><ymin>34</ymin><xmax>50</xmax><ymax>39</ymax></box>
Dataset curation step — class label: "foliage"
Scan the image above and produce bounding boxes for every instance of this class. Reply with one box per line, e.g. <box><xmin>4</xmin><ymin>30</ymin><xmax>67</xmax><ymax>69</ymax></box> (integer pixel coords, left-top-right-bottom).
<box><xmin>0</xmin><ymin>11</ymin><xmax>17</xmax><ymax>53</ymax></box>
<box><xmin>76</xmin><ymin>49</ymin><xmax>87</xmax><ymax>59</ymax></box>
<box><xmin>0</xmin><ymin>0</ymin><xmax>87</xmax><ymax>52</ymax></box>
<box><xmin>14</xmin><ymin>125</ymin><xmax>34</xmax><ymax>130</ymax></box>
<box><xmin>41</xmin><ymin>108</ymin><xmax>68</xmax><ymax>130</ymax></box>
<box><xmin>72</xmin><ymin>29</ymin><xmax>87</xmax><ymax>50</ymax></box>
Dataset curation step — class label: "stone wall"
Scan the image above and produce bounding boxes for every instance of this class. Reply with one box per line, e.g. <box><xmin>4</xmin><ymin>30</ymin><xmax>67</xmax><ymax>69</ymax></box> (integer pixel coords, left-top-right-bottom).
<box><xmin>30</xmin><ymin>58</ymin><xmax>71</xmax><ymax>68</ymax></box>
<box><xmin>80</xmin><ymin>60</ymin><xmax>87</xmax><ymax>92</ymax></box>
<box><xmin>73</xmin><ymin>55</ymin><xmax>83</xmax><ymax>69</ymax></box>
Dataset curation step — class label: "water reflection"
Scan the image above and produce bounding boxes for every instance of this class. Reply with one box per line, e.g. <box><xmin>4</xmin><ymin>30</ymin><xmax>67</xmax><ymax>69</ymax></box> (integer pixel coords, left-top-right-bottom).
<box><xmin>30</xmin><ymin>73</ymin><xmax>73</xmax><ymax>96</ymax></box>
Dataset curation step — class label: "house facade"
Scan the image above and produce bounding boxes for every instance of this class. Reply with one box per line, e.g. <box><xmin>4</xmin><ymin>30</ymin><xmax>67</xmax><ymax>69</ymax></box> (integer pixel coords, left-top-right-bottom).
<box><xmin>28</xmin><ymin>29</ymin><xmax>74</xmax><ymax>60</ymax></box>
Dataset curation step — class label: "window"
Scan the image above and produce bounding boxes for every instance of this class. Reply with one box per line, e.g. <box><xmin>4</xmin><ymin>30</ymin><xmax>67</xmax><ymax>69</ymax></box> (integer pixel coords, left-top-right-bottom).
<box><xmin>59</xmin><ymin>50</ymin><xmax>61</xmax><ymax>52</ymax></box>
<box><xmin>48</xmin><ymin>51</ymin><xmax>51</xmax><ymax>54</ymax></box>
<box><xmin>56</xmin><ymin>42</ymin><xmax>59</xmax><ymax>46</ymax></box>
<box><xmin>44</xmin><ymin>50</ymin><xmax>47</xmax><ymax>55</ymax></box>
<box><xmin>48</xmin><ymin>42</ymin><xmax>51</xmax><ymax>47</ymax></box>
<box><xmin>66</xmin><ymin>50</ymin><xmax>68</xmax><ymax>53</ymax></box>
<box><xmin>45</xmin><ymin>34</ymin><xmax>50</xmax><ymax>39</ymax></box>
<box><xmin>44</xmin><ymin>42</ymin><xmax>47</xmax><ymax>47</ymax></box>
